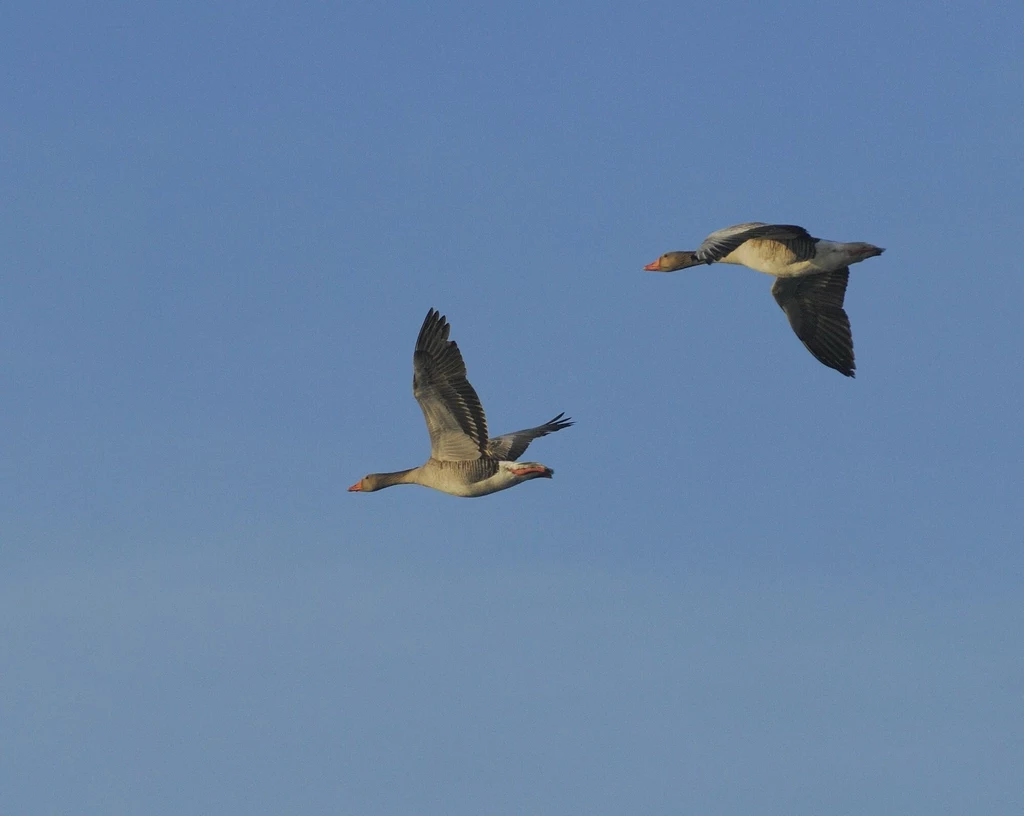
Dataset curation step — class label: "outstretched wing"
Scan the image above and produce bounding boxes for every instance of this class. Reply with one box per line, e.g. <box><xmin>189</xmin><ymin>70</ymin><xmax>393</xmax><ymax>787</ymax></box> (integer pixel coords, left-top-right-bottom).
<box><xmin>697</xmin><ymin>223</ymin><xmax>815</xmax><ymax>264</ymax></box>
<box><xmin>771</xmin><ymin>268</ymin><xmax>855</xmax><ymax>377</ymax></box>
<box><xmin>486</xmin><ymin>413</ymin><xmax>574</xmax><ymax>461</ymax></box>
<box><xmin>412</xmin><ymin>309</ymin><xmax>489</xmax><ymax>461</ymax></box>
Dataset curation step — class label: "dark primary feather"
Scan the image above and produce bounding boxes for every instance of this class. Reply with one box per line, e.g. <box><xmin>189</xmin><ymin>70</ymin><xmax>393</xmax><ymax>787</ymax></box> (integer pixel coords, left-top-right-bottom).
<box><xmin>486</xmin><ymin>413</ymin><xmax>574</xmax><ymax>461</ymax></box>
<box><xmin>771</xmin><ymin>268</ymin><xmax>856</xmax><ymax>377</ymax></box>
<box><xmin>697</xmin><ymin>223</ymin><xmax>815</xmax><ymax>264</ymax></box>
<box><xmin>412</xmin><ymin>309</ymin><xmax>489</xmax><ymax>458</ymax></box>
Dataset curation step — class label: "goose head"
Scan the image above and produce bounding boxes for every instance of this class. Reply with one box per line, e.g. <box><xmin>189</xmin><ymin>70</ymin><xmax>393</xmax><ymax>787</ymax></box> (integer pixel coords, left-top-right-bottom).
<box><xmin>347</xmin><ymin>475</ymin><xmax>377</xmax><ymax>492</ymax></box>
<box><xmin>644</xmin><ymin>251</ymin><xmax>701</xmax><ymax>272</ymax></box>
<box><xmin>348</xmin><ymin>471</ymin><xmax>411</xmax><ymax>492</ymax></box>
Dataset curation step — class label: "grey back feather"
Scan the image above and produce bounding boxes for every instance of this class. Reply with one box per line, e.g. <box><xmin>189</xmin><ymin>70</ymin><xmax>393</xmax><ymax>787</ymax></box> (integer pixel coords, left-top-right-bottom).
<box><xmin>486</xmin><ymin>413</ymin><xmax>574</xmax><ymax>461</ymax></box>
<box><xmin>697</xmin><ymin>223</ymin><xmax>816</xmax><ymax>264</ymax></box>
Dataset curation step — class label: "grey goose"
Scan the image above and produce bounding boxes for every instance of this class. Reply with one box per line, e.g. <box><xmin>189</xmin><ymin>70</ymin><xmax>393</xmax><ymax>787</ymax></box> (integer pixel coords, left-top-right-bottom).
<box><xmin>645</xmin><ymin>222</ymin><xmax>884</xmax><ymax>376</ymax></box>
<box><xmin>349</xmin><ymin>308</ymin><xmax>573</xmax><ymax>497</ymax></box>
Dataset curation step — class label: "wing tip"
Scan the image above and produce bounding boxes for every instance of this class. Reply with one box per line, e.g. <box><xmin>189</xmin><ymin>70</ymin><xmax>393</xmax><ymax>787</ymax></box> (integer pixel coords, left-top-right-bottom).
<box><xmin>546</xmin><ymin>412</ymin><xmax>575</xmax><ymax>430</ymax></box>
<box><xmin>417</xmin><ymin>307</ymin><xmax>452</xmax><ymax>352</ymax></box>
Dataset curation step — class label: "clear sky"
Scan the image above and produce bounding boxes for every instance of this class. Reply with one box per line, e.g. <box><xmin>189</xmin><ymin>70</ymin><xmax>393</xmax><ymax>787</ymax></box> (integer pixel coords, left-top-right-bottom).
<box><xmin>3</xmin><ymin>1</ymin><xmax>1022</xmax><ymax>813</ymax></box>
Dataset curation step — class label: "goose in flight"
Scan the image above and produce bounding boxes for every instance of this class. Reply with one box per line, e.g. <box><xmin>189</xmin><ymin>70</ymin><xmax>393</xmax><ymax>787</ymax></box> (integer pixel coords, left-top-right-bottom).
<box><xmin>644</xmin><ymin>223</ymin><xmax>884</xmax><ymax>376</ymax></box>
<box><xmin>349</xmin><ymin>308</ymin><xmax>573</xmax><ymax>497</ymax></box>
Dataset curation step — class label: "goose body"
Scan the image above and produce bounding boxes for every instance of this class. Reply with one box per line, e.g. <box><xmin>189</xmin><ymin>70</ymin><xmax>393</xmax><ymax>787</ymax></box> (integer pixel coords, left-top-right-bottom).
<box><xmin>349</xmin><ymin>308</ymin><xmax>572</xmax><ymax>497</ymax></box>
<box><xmin>644</xmin><ymin>222</ymin><xmax>884</xmax><ymax>377</ymax></box>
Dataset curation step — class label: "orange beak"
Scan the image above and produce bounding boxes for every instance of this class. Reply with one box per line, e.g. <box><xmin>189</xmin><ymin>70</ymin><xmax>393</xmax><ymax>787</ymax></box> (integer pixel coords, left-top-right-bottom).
<box><xmin>347</xmin><ymin>482</ymin><xmax>363</xmax><ymax>492</ymax></box>
<box><xmin>643</xmin><ymin>259</ymin><xmax>662</xmax><ymax>271</ymax></box>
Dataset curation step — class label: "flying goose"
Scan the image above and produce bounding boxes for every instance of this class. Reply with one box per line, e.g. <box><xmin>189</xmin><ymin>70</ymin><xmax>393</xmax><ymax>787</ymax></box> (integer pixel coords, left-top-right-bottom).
<box><xmin>644</xmin><ymin>223</ymin><xmax>884</xmax><ymax>376</ymax></box>
<box><xmin>348</xmin><ymin>308</ymin><xmax>573</xmax><ymax>497</ymax></box>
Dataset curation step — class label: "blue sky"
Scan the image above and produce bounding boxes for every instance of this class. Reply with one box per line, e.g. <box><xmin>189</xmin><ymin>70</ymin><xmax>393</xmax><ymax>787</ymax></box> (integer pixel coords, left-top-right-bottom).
<box><xmin>2</xmin><ymin>1</ymin><xmax>1022</xmax><ymax>813</ymax></box>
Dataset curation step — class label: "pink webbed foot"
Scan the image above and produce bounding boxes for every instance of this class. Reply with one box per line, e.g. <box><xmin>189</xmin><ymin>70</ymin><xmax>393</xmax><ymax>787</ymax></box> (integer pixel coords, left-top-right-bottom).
<box><xmin>509</xmin><ymin>465</ymin><xmax>552</xmax><ymax>477</ymax></box>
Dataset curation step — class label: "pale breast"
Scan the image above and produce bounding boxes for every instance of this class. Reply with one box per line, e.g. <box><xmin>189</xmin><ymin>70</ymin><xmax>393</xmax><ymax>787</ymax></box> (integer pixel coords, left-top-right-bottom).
<box><xmin>724</xmin><ymin>239</ymin><xmax>798</xmax><ymax>275</ymax></box>
<box><xmin>724</xmin><ymin>236</ymin><xmax>828</xmax><ymax>277</ymax></box>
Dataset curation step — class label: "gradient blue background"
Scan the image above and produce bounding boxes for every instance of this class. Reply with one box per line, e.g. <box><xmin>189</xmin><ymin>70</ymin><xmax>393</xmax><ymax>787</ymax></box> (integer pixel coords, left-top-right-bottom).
<box><xmin>3</xmin><ymin>1</ymin><xmax>1022</xmax><ymax>813</ymax></box>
